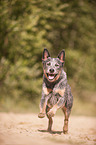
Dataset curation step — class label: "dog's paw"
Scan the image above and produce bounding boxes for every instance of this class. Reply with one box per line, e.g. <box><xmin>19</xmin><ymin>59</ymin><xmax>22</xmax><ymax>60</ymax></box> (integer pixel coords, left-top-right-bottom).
<box><xmin>63</xmin><ymin>130</ymin><xmax>68</xmax><ymax>134</ymax></box>
<box><xmin>38</xmin><ymin>113</ymin><xmax>45</xmax><ymax>118</ymax></box>
<box><xmin>63</xmin><ymin>128</ymin><xmax>68</xmax><ymax>134</ymax></box>
<box><xmin>47</xmin><ymin>110</ymin><xmax>55</xmax><ymax>118</ymax></box>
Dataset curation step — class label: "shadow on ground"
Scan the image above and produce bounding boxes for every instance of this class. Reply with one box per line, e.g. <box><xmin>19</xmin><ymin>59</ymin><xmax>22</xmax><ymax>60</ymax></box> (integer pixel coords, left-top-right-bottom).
<box><xmin>38</xmin><ymin>129</ymin><xmax>62</xmax><ymax>135</ymax></box>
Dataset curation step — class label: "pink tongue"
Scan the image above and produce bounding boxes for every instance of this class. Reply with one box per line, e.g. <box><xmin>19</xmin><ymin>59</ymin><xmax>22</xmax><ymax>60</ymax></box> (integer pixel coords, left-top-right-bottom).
<box><xmin>49</xmin><ymin>75</ymin><xmax>54</xmax><ymax>80</ymax></box>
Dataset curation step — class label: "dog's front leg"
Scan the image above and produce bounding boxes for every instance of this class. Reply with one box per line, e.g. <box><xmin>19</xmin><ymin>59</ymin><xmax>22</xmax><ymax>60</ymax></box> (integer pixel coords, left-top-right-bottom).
<box><xmin>38</xmin><ymin>95</ymin><xmax>49</xmax><ymax>118</ymax></box>
<box><xmin>47</xmin><ymin>97</ymin><xmax>65</xmax><ymax>118</ymax></box>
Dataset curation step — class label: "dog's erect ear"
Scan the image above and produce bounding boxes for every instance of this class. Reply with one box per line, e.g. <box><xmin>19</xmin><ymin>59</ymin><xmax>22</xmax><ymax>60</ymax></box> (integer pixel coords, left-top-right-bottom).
<box><xmin>42</xmin><ymin>48</ymin><xmax>50</xmax><ymax>60</ymax></box>
<box><xmin>58</xmin><ymin>50</ymin><xmax>65</xmax><ymax>62</ymax></box>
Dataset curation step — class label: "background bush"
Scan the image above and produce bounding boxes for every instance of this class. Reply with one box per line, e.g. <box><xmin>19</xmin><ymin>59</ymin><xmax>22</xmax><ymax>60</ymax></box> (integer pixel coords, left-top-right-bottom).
<box><xmin>0</xmin><ymin>0</ymin><xmax>96</xmax><ymax>115</ymax></box>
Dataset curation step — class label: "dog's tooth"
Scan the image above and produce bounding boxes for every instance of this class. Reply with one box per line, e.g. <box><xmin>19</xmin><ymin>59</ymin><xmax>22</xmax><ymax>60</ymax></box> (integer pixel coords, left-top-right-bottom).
<box><xmin>49</xmin><ymin>75</ymin><xmax>54</xmax><ymax>80</ymax></box>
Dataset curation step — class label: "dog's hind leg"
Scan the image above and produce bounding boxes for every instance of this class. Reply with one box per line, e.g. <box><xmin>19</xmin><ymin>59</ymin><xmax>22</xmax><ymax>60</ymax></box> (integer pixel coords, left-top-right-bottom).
<box><xmin>46</xmin><ymin>106</ymin><xmax>53</xmax><ymax>132</ymax></box>
<box><xmin>62</xmin><ymin>107</ymin><xmax>71</xmax><ymax>134</ymax></box>
<box><xmin>48</xmin><ymin>117</ymin><xmax>53</xmax><ymax>132</ymax></box>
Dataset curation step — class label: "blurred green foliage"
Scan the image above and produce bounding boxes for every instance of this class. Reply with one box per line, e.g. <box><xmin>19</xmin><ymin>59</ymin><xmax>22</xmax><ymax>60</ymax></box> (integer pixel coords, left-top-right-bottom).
<box><xmin>0</xmin><ymin>0</ymin><xmax>96</xmax><ymax>113</ymax></box>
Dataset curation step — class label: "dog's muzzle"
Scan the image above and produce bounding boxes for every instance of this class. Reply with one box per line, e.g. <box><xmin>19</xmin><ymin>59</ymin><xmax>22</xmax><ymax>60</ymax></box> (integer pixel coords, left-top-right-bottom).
<box><xmin>46</xmin><ymin>73</ymin><xmax>58</xmax><ymax>80</ymax></box>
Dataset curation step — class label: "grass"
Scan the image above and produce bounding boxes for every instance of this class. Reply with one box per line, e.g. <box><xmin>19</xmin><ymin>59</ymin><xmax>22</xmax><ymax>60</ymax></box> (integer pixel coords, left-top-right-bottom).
<box><xmin>0</xmin><ymin>90</ymin><xmax>96</xmax><ymax>116</ymax></box>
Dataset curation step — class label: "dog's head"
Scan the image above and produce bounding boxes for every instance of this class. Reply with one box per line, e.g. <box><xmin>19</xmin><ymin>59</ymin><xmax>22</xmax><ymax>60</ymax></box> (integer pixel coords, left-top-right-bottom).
<box><xmin>42</xmin><ymin>48</ymin><xmax>65</xmax><ymax>82</ymax></box>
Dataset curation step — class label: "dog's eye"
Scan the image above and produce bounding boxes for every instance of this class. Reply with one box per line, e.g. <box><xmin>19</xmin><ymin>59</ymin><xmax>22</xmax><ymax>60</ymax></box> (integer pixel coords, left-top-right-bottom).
<box><xmin>55</xmin><ymin>64</ymin><xmax>59</xmax><ymax>67</ymax></box>
<box><xmin>47</xmin><ymin>62</ymin><xmax>51</xmax><ymax>66</ymax></box>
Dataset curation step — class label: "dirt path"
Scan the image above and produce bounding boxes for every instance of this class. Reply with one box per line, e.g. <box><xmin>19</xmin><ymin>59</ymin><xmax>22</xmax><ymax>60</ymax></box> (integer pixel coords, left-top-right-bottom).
<box><xmin>0</xmin><ymin>113</ymin><xmax>96</xmax><ymax>145</ymax></box>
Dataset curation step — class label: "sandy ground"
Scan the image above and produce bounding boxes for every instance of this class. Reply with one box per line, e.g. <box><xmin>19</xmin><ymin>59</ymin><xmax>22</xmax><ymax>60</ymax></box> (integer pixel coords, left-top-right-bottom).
<box><xmin>0</xmin><ymin>113</ymin><xmax>96</xmax><ymax>145</ymax></box>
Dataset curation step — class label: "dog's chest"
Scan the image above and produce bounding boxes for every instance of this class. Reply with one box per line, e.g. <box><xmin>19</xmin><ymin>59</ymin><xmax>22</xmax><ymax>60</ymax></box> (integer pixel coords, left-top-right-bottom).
<box><xmin>47</xmin><ymin>92</ymin><xmax>59</xmax><ymax>107</ymax></box>
<box><xmin>43</xmin><ymin>84</ymin><xmax>66</xmax><ymax>107</ymax></box>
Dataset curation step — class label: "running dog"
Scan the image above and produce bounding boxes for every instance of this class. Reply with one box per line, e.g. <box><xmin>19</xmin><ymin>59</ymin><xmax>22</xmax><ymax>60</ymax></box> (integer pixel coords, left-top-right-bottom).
<box><xmin>38</xmin><ymin>48</ymin><xmax>73</xmax><ymax>134</ymax></box>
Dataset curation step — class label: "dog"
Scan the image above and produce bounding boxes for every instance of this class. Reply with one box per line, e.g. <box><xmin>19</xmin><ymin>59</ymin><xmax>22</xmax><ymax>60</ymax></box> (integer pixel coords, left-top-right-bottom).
<box><xmin>38</xmin><ymin>48</ymin><xmax>73</xmax><ymax>134</ymax></box>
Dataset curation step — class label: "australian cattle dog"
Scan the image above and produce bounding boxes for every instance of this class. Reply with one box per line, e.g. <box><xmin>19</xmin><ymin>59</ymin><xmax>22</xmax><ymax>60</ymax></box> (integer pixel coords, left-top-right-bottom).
<box><xmin>38</xmin><ymin>48</ymin><xmax>73</xmax><ymax>134</ymax></box>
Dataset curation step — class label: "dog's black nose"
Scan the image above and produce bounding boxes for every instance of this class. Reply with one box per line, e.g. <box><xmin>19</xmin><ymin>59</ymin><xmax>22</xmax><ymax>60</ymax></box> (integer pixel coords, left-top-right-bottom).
<box><xmin>49</xmin><ymin>68</ymin><xmax>54</xmax><ymax>73</ymax></box>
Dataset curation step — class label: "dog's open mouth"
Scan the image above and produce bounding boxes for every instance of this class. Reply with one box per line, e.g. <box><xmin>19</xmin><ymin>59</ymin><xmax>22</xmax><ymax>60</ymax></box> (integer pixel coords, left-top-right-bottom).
<box><xmin>46</xmin><ymin>73</ymin><xmax>58</xmax><ymax>80</ymax></box>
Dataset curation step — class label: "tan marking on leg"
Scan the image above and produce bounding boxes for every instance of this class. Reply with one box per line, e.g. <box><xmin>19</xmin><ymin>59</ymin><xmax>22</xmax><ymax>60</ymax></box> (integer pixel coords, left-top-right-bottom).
<box><xmin>43</xmin><ymin>87</ymin><xmax>52</xmax><ymax>95</ymax></box>
<box><xmin>52</xmin><ymin>103</ymin><xmax>58</xmax><ymax>111</ymax></box>
<box><xmin>63</xmin><ymin>119</ymin><xmax>68</xmax><ymax>134</ymax></box>
<box><xmin>47</xmin><ymin>104</ymin><xmax>58</xmax><ymax>117</ymax></box>
<box><xmin>55</xmin><ymin>88</ymin><xmax>65</xmax><ymax>97</ymax></box>
<box><xmin>47</xmin><ymin>98</ymin><xmax>65</xmax><ymax>118</ymax></box>
<box><xmin>46</xmin><ymin>107</ymin><xmax>53</xmax><ymax>132</ymax></box>
<box><xmin>62</xmin><ymin>107</ymin><xmax>68</xmax><ymax>134</ymax></box>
